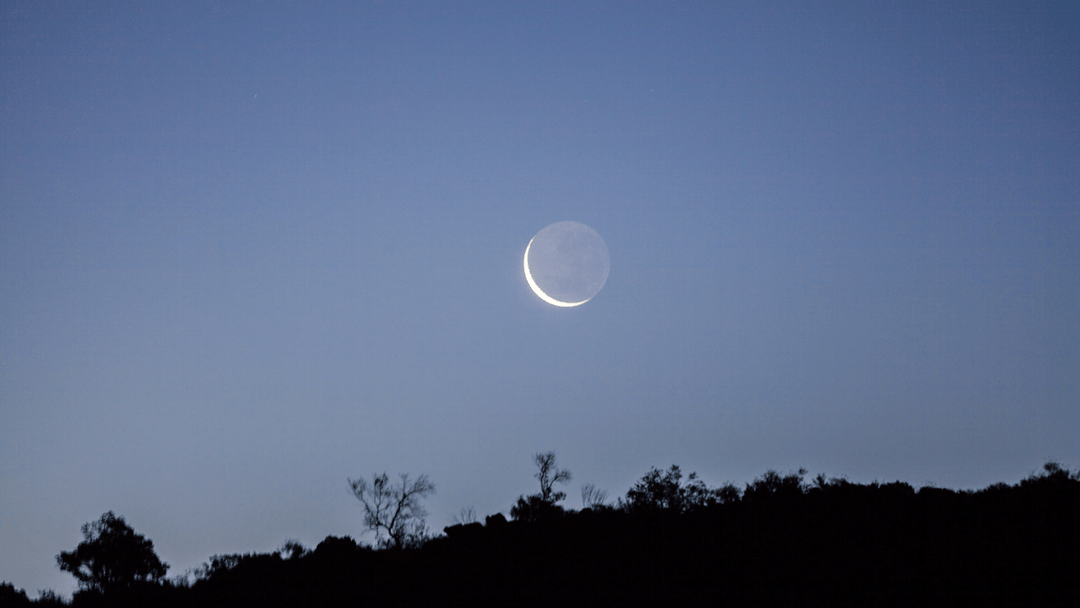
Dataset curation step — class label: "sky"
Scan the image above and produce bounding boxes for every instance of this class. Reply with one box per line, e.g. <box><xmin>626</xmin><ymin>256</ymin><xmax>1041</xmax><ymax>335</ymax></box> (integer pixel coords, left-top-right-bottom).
<box><xmin>2</xmin><ymin>0</ymin><xmax>1078</xmax><ymax>597</ymax></box>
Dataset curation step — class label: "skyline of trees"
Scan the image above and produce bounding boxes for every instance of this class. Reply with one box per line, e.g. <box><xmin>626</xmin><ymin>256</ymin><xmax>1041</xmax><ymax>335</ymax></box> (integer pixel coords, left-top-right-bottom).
<box><xmin>7</xmin><ymin>459</ymin><xmax>1079</xmax><ymax>605</ymax></box>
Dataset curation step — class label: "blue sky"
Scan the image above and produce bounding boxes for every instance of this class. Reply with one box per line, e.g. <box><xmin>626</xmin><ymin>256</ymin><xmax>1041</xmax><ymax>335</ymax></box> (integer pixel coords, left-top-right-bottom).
<box><xmin>2</xmin><ymin>1</ymin><xmax>1078</xmax><ymax>597</ymax></box>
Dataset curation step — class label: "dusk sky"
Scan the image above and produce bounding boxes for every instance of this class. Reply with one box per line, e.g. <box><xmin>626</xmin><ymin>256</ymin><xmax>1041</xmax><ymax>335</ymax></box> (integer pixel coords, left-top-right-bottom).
<box><xmin>2</xmin><ymin>1</ymin><xmax>1078</xmax><ymax>597</ymax></box>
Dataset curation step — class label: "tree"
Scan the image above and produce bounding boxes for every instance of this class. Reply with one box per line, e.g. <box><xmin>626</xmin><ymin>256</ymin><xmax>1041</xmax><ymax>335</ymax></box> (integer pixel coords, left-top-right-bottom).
<box><xmin>348</xmin><ymin>472</ymin><xmax>435</xmax><ymax>549</ymax></box>
<box><xmin>621</xmin><ymin>465</ymin><xmax>736</xmax><ymax>514</ymax></box>
<box><xmin>742</xmin><ymin>468</ymin><xmax>807</xmax><ymax>504</ymax></box>
<box><xmin>56</xmin><ymin>511</ymin><xmax>168</xmax><ymax>594</ymax></box>
<box><xmin>451</xmin><ymin>506</ymin><xmax>478</xmax><ymax>525</ymax></box>
<box><xmin>511</xmin><ymin>451</ymin><xmax>572</xmax><ymax>522</ymax></box>
<box><xmin>533</xmin><ymin>451</ymin><xmax>572</xmax><ymax>504</ymax></box>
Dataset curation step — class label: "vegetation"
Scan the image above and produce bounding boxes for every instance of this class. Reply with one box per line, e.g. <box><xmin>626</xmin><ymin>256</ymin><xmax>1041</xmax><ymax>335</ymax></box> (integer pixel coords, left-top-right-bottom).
<box><xmin>347</xmin><ymin>472</ymin><xmax>436</xmax><ymax>550</ymax></box>
<box><xmin>510</xmin><ymin>451</ymin><xmax>573</xmax><ymax>522</ymax></box>
<box><xmin>54</xmin><ymin>512</ymin><xmax>168</xmax><ymax>594</ymax></box>
<box><xmin>5</xmin><ymin>460</ymin><xmax>1078</xmax><ymax>606</ymax></box>
<box><xmin>620</xmin><ymin>464</ymin><xmax>740</xmax><ymax>514</ymax></box>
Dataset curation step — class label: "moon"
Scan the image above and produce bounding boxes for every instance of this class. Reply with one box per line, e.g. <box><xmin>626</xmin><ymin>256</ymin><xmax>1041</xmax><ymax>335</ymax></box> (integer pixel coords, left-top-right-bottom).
<box><xmin>523</xmin><ymin>221</ymin><xmax>610</xmax><ymax>307</ymax></box>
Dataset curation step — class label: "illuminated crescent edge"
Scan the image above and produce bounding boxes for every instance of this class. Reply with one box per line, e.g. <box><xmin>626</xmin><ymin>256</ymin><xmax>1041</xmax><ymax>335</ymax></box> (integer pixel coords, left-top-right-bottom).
<box><xmin>523</xmin><ymin>238</ymin><xmax>590</xmax><ymax>308</ymax></box>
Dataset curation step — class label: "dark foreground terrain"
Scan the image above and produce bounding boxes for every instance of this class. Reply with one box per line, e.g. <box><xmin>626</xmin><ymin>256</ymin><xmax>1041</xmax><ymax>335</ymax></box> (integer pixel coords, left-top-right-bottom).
<box><xmin>5</xmin><ymin>463</ymin><xmax>1078</xmax><ymax>607</ymax></box>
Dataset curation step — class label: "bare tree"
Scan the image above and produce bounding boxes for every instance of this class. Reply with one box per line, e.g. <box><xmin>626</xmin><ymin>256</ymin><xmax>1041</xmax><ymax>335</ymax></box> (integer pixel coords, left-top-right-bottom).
<box><xmin>451</xmin><ymin>506</ymin><xmax>478</xmax><ymax>525</ymax></box>
<box><xmin>581</xmin><ymin>482</ymin><xmax>609</xmax><ymax>509</ymax></box>
<box><xmin>511</xmin><ymin>452</ymin><xmax>573</xmax><ymax>522</ymax></box>
<box><xmin>348</xmin><ymin>473</ymin><xmax>435</xmax><ymax>549</ymax></box>
<box><xmin>533</xmin><ymin>451</ymin><xmax>572</xmax><ymax>504</ymax></box>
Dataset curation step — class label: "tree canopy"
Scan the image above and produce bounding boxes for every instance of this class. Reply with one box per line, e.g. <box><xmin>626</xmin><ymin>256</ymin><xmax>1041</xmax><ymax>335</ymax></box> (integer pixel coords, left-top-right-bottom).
<box><xmin>56</xmin><ymin>511</ymin><xmax>168</xmax><ymax>594</ymax></box>
<box><xmin>621</xmin><ymin>465</ymin><xmax>739</xmax><ymax>514</ymax></box>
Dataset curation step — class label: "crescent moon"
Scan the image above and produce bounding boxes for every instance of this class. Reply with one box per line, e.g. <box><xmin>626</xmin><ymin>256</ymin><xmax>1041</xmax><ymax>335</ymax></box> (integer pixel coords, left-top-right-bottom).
<box><xmin>524</xmin><ymin>238</ymin><xmax>591</xmax><ymax>307</ymax></box>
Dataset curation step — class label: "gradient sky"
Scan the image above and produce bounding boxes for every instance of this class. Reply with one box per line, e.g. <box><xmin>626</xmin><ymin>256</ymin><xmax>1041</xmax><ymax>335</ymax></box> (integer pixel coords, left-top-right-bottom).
<box><xmin>2</xmin><ymin>1</ymin><xmax>1078</xmax><ymax>597</ymax></box>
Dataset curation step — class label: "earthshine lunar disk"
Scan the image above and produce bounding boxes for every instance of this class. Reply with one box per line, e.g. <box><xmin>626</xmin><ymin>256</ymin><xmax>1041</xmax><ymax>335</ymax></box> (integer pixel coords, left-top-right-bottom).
<box><xmin>523</xmin><ymin>221</ymin><xmax>610</xmax><ymax>307</ymax></box>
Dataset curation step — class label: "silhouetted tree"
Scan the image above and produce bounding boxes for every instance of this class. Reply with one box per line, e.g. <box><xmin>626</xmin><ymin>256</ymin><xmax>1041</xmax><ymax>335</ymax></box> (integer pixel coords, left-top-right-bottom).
<box><xmin>533</xmin><ymin>451</ymin><xmax>572</xmax><ymax>503</ymax></box>
<box><xmin>348</xmin><ymin>472</ymin><xmax>435</xmax><ymax>549</ymax></box>
<box><xmin>621</xmin><ymin>465</ymin><xmax>728</xmax><ymax>514</ymax></box>
<box><xmin>55</xmin><ymin>511</ymin><xmax>168</xmax><ymax>594</ymax></box>
<box><xmin>742</xmin><ymin>468</ymin><xmax>807</xmax><ymax>503</ymax></box>
<box><xmin>511</xmin><ymin>452</ymin><xmax>572</xmax><ymax>521</ymax></box>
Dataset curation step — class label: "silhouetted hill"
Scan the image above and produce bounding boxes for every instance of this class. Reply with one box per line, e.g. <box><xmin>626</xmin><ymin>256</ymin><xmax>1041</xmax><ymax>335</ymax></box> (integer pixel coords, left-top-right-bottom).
<box><xmin>20</xmin><ymin>462</ymin><xmax>1080</xmax><ymax>606</ymax></box>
